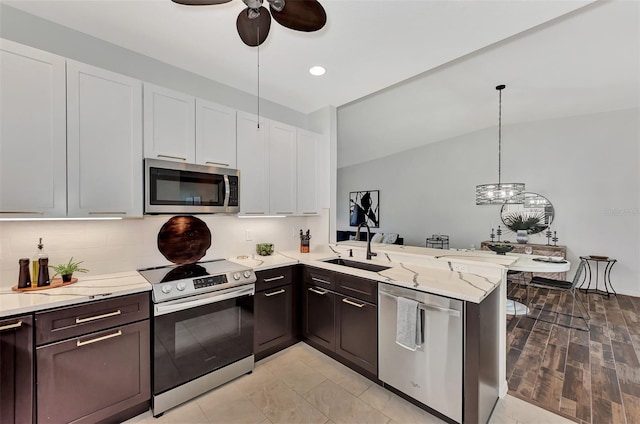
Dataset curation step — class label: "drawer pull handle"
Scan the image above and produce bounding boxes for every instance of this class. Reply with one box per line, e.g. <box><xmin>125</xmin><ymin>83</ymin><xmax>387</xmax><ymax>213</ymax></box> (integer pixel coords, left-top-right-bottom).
<box><xmin>264</xmin><ymin>289</ymin><xmax>286</xmax><ymax>297</ymax></box>
<box><xmin>205</xmin><ymin>161</ymin><xmax>230</xmax><ymax>167</ymax></box>
<box><xmin>0</xmin><ymin>211</ymin><xmax>44</xmax><ymax>214</ymax></box>
<box><xmin>0</xmin><ymin>320</ymin><xmax>22</xmax><ymax>331</ymax></box>
<box><xmin>342</xmin><ymin>298</ymin><xmax>365</xmax><ymax>308</ymax></box>
<box><xmin>276</xmin><ymin>212</ymin><xmax>293</xmax><ymax>215</ymax></box>
<box><xmin>264</xmin><ymin>275</ymin><xmax>285</xmax><ymax>282</ymax></box>
<box><xmin>157</xmin><ymin>154</ymin><xmax>186</xmax><ymax>161</ymax></box>
<box><xmin>244</xmin><ymin>212</ymin><xmax>265</xmax><ymax>215</ymax></box>
<box><xmin>88</xmin><ymin>211</ymin><xmax>127</xmax><ymax>215</ymax></box>
<box><xmin>76</xmin><ymin>309</ymin><xmax>122</xmax><ymax>324</ymax></box>
<box><xmin>303</xmin><ymin>212</ymin><xmax>317</xmax><ymax>215</ymax></box>
<box><xmin>76</xmin><ymin>330</ymin><xmax>122</xmax><ymax>347</ymax></box>
<box><xmin>311</xmin><ymin>277</ymin><xmax>331</xmax><ymax>286</ymax></box>
<box><xmin>308</xmin><ymin>287</ymin><xmax>328</xmax><ymax>295</ymax></box>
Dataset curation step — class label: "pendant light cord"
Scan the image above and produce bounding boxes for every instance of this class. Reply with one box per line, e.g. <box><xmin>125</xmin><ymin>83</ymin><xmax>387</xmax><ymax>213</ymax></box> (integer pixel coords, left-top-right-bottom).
<box><xmin>257</xmin><ymin>27</ymin><xmax>260</xmax><ymax>129</ymax></box>
<box><xmin>496</xmin><ymin>84</ymin><xmax>505</xmax><ymax>186</ymax></box>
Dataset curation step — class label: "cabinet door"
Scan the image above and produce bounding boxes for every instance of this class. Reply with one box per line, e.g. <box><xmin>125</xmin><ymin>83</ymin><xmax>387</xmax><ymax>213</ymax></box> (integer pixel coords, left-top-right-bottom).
<box><xmin>303</xmin><ymin>284</ymin><xmax>335</xmax><ymax>351</ymax></box>
<box><xmin>254</xmin><ymin>284</ymin><xmax>294</xmax><ymax>357</ymax></box>
<box><xmin>269</xmin><ymin>121</ymin><xmax>297</xmax><ymax>215</ymax></box>
<box><xmin>0</xmin><ymin>315</ymin><xmax>34</xmax><ymax>424</ymax></box>
<box><xmin>143</xmin><ymin>83</ymin><xmax>195</xmax><ymax>163</ymax></box>
<box><xmin>195</xmin><ymin>99</ymin><xmax>236</xmax><ymax>168</ymax></box>
<box><xmin>336</xmin><ymin>296</ymin><xmax>377</xmax><ymax>375</ymax></box>
<box><xmin>0</xmin><ymin>39</ymin><xmax>66</xmax><ymax>217</ymax></box>
<box><xmin>296</xmin><ymin>129</ymin><xmax>318</xmax><ymax>215</ymax></box>
<box><xmin>67</xmin><ymin>61</ymin><xmax>143</xmax><ymax>217</ymax></box>
<box><xmin>237</xmin><ymin>112</ymin><xmax>269</xmax><ymax>215</ymax></box>
<box><xmin>37</xmin><ymin>320</ymin><xmax>150</xmax><ymax>424</ymax></box>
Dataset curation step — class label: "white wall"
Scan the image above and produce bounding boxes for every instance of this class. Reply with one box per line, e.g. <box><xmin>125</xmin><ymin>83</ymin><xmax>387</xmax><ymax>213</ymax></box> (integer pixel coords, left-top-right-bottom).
<box><xmin>337</xmin><ymin>108</ymin><xmax>640</xmax><ymax>296</ymax></box>
<box><xmin>0</xmin><ymin>214</ymin><xmax>329</xmax><ymax>288</ymax></box>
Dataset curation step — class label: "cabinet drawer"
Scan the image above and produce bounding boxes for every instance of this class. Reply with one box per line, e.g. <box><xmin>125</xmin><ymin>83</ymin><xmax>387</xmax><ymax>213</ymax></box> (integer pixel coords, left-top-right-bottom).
<box><xmin>334</xmin><ymin>273</ymin><xmax>377</xmax><ymax>304</ymax></box>
<box><xmin>36</xmin><ymin>292</ymin><xmax>150</xmax><ymax>345</ymax></box>
<box><xmin>255</xmin><ymin>266</ymin><xmax>293</xmax><ymax>291</ymax></box>
<box><xmin>304</xmin><ymin>266</ymin><xmax>335</xmax><ymax>290</ymax></box>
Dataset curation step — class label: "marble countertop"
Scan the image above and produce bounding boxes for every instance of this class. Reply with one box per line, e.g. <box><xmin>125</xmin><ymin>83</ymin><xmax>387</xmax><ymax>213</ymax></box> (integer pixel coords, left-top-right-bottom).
<box><xmin>0</xmin><ymin>271</ymin><xmax>151</xmax><ymax>318</ymax></box>
<box><xmin>230</xmin><ymin>243</ymin><xmax>512</xmax><ymax>303</ymax></box>
<box><xmin>1</xmin><ymin>242</ymin><xmax>557</xmax><ymax>317</ymax></box>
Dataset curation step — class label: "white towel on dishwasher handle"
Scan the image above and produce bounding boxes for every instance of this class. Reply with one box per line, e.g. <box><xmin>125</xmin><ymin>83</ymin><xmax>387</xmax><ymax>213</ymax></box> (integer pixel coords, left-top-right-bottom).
<box><xmin>396</xmin><ymin>296</ymin><xmax>423</xmax><ymax>351</ymax></box>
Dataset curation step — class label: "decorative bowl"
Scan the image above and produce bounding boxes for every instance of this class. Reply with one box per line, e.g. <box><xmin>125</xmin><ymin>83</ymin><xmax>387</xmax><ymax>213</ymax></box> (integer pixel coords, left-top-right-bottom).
<box><xmin>256</xmin><ymin>243</ymin><xmax>274</xmax><ymax>256</ymax></box>
<box><xmin>487</xmin><ymin>244</ymin><xmax>515</xmax><ymax>255</ymax></box>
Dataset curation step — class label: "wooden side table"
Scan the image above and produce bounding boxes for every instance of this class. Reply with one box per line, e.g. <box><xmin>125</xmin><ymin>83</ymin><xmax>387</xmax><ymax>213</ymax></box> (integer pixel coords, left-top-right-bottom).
<box><xmin>578</xmin><ymin>256</ymin><xmax>617</xmax><ymax>297</ymax></box>
<box><xmin>480</xmin><ymin>241</ymin><xmax>567</xmax><ymax>280</ymax></box>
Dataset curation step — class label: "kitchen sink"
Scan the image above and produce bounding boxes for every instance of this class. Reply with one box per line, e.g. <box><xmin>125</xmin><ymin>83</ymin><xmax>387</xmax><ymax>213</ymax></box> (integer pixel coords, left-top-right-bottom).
<box><xmin>322</xmin><ymin>258</ymin><xmax>391</xmax><ymax>273</ymax></box>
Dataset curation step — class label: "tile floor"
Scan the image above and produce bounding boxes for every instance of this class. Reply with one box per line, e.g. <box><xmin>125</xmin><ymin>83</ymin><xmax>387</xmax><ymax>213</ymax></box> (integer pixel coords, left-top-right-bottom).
<box><xmin>506</xmin><ymin>284</ymin><xmax>640</xmax><ymax>424</ymax></box>
<box><xmin>125</xmin><ymin>342</ymin><xmax>573</xmax><ymax>424</ymax></box>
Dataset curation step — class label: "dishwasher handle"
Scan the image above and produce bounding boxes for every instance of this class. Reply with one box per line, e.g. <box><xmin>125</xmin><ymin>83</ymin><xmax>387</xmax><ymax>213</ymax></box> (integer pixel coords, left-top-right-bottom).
<box><xmin>379</xmin><ymin>290</ymin><xmax>461</xmax><ymax>317</ymax></box>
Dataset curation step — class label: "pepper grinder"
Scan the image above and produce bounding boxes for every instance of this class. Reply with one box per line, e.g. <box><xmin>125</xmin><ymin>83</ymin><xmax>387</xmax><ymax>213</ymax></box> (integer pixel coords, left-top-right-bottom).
<box><xmin>37</xmin><ymin>257</ymin><xmax>51</xmax><ymax>287</ymax></box>
<box><xmin>18</xmin><ymin>258</ymin><xmax>32</xmax><ymax>288</ymax></box>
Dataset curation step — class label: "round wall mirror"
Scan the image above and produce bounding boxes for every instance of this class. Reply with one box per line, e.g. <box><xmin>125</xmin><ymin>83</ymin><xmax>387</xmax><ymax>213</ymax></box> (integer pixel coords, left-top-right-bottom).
<box><xmin>500</xmin><ymin>192</ymin><xmax>554</xmax><ymax>235</ymax></box>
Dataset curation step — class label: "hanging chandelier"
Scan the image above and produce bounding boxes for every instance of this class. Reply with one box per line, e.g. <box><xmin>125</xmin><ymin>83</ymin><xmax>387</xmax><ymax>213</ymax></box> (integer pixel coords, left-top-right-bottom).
<box><xmin>475</xmin><ymin>84</ymin><xmax>525</xmax><ymax>205</ymax></box>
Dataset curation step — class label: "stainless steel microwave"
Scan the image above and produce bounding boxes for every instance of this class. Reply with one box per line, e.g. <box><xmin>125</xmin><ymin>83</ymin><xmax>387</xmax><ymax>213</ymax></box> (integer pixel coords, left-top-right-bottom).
<box><xmin>144</xmin><ymin>159</ymin><xmax>240</xmax><ymax>214</ymax></box>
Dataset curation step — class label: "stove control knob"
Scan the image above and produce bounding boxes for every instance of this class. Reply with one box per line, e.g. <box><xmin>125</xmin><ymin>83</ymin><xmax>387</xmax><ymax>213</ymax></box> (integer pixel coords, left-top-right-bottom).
<box><xmin>161</xmin><ymin>284</ymin><xmax>172</xmax><ymax>294</ymax></box>
<box><xmin>176</xmin><ymin>282</ymin><xmax>187</xmax><ymax>291</ymax></box>
<box><xmin>243</xmin><ymin>271</ymin><xmax>252</xmax><ymax>279</ymax></box>
<box><xmin>233</xmin><ymin>272</ymin><xmax>241</xmax><ymax>281</ymax></box>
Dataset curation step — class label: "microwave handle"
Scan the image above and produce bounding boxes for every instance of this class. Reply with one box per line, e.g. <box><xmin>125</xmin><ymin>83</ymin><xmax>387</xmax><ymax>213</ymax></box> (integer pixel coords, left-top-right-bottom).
<box><xmin>223</xmin><ymin>175</ymin><xmax>230</xmax><ymax>207</ymax></box>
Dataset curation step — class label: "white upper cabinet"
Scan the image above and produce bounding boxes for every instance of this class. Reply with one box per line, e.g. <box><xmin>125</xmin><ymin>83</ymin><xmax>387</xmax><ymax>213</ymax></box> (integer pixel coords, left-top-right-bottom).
<box><xmin>0</xmin><ymin>39</ymin><xmax>67</xmax><ymax>217</ymax></box>
<box><xmin>143</xmin><ymin>83</ymin><xmax>195</xmax><ymax>163</ymax></box>
<box><xmin>195</xmin><ymin>99</ymin><xmax>237</xmax><ymax>169</ymax></box>
<box><xmin>66</xmin><ymin>61</ymin><xmax>143</xmax><ymax>217</ymax></box>
<box><xmin>237</xmin><ymin>111</ymin><xmax>269</xmax><ymax>215</ymax></box>
<box><xmin>296</xmin><ymin>129</ymin><xmax>319</xmax><ymax>215</ymax></box>
<box><xmin>269</xmin><ymin>122</ymin><xmax>297</xmax><ymax>215</ymax></box>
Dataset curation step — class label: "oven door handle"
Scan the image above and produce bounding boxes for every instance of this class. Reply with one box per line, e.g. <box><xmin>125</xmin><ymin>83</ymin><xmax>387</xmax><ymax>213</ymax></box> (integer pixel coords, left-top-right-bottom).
<box><xmin>154</xmin><ymin>284</ymin><xmax>255</xmax><ymax>316</ymax></box>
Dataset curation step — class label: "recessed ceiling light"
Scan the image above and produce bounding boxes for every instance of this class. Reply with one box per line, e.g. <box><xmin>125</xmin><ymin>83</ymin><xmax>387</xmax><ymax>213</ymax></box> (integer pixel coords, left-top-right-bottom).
<box><xmin>309</xmin><ymin>66</ymin><xmax>326</xmax><ymax>76</ymax></box>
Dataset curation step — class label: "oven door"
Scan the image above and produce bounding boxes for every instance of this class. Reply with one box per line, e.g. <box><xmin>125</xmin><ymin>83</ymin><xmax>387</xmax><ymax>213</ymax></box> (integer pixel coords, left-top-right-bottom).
<box><xmin>153</xmin><ymin>286</ymin><xmax>254</xmax><ymax>396</ymax></box>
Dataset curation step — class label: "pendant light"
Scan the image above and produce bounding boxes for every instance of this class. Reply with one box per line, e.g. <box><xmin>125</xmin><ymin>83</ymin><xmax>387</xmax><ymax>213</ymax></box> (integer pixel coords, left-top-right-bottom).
<box><xmin>475</xmin><ymin>84</ymin><xmax>525</xmax><ymax>205</ymax></box>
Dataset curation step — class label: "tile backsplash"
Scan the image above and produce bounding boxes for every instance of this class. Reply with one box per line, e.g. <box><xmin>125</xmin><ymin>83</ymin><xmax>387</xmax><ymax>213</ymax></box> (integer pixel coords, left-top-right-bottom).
<box><xmin>0</xmin><ymin>212</ymin><xmax>329</xmax><ymax>288</ymax></box>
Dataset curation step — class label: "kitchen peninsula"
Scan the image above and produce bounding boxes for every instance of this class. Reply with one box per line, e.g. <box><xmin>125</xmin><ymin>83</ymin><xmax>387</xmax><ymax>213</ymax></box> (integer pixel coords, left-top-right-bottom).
<box><xmin>1</xmin><ymin>242</ymin><xmax>518</xmax><ymax>424</ymax></box>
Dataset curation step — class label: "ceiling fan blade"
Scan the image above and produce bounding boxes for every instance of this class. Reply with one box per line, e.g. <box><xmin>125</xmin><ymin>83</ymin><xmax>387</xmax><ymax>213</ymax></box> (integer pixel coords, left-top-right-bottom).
<box><xmin>171</xmin><ymin>0</ymin><xmax>232</xmax><ymax>5</ymax></box>
<box><xmin>236</xmin><ymin>7</ymin><xmax>272</xmax><ymax>47</ymax></box>
<box><xmin>270</xmin><ymin>0</ymin><xmax>326</xmax><ymax>32</ymax></box>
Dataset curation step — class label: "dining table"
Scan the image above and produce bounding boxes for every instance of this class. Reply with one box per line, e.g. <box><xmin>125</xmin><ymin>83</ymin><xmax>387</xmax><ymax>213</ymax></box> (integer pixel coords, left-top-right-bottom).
<box><xmin>504</xmin><ymin>253</ymin><xmax>571</xmax><ymax>316</ymax></box>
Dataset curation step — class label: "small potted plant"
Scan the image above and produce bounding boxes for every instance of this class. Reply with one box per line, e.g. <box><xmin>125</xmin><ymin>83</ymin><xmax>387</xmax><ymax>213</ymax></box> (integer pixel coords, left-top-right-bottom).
<box><xmin>502</xmin><ymin>212</ymin><xmax>546</xmax><ymax>243</ymax></box>
<box><xmin>50</xmin><ymin>257</ymin><xmax>89</xmax><ymax>282</ymax></box>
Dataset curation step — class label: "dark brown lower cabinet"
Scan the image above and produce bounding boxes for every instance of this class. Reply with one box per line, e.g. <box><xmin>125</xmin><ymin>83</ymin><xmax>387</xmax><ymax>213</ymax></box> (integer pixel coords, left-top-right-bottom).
<box><xmin>303</xmin><ymin>284</ymin><xmax>336</xmax><ymax>351</ymax></box>
<box><xmin>254</xmin><ymin>284</ymin><xmax>294</xmax><ymax>357</ymax></box>
<box><xmin>37</xmin><ymin>319</ymin><xmax>150</xmax><ymax>423</ymax></box>
<box><xmin>335</xmin><ymin>295</ymin><xmax>377</xmax><ymax>375</ymax></box>
<box><xmin>0</xmin><ymin>314</ymin><xmax>34</xmax><ymax>424</ymax></box>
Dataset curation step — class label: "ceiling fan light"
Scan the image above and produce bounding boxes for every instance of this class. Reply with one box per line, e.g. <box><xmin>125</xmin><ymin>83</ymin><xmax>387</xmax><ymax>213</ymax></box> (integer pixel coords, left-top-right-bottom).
<box><xmin>248</xmin><ymin>8</ymin><xmax>261</xmax><ymax>19</ymax></box>
<box><xmin>268</xmin><ymin>0</ymin><xmax>285</xmax><ymax>12</ymax></box>
<box><xmin>243</xmin><ymin>0</ymin><xmax>263</xmax><ymax>9</ymax></box>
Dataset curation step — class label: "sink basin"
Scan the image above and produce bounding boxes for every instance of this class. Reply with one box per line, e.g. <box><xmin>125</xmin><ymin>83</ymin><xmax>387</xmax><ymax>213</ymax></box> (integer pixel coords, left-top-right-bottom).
<box><xmin>322</xmin><ymin>258</ymin><xmax>391</xmax><ymax>273</ymax></box>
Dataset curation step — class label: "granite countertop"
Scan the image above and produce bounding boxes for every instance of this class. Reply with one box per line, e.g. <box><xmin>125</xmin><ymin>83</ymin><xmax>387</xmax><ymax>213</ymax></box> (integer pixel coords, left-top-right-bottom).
<box><xmin>0</xmin><ymin>271</ymin><xmax>151</xmax><ymax>318</ymax></box>
<box><xmin>230</xmin><ymin>243</ymin><xmax>514</xmax><ymax>303</ymax></box>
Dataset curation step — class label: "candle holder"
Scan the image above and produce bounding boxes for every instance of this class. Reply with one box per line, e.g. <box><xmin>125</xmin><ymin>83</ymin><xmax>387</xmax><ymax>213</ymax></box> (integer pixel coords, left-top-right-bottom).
<box><xmin>490</xmin><ymin>228</ymin><xmax>495</xmax><ymax>242</ymax></box>
<box><xmin>545</xmin><ymin>228</ymin><xmax>553</xmax><ymax>246</ymax></box>
<box><xmin>552</xmin><ymin>231</ymin><xmax>558</xmax><ymax>247</ymax></box>
<box><xmin>496</xmin><ymin>225</ymin><xmax>502</xmax><ymax>242</ymax></box>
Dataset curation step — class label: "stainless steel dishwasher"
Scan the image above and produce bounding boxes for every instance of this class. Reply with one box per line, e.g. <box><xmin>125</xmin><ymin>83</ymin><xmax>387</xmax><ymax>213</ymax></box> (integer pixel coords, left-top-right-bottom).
<box><xmin>378</xmin><ymin>282</ymin><xmax>463</xmax><ymax>423</ymax></box>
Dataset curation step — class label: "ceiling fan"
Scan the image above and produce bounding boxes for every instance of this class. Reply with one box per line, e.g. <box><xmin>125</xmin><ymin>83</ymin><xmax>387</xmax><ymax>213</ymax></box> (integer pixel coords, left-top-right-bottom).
<box><xmin>171</xmin><ymin>0</ymin><xmax>327</xmax><ymax>47</ymax></box>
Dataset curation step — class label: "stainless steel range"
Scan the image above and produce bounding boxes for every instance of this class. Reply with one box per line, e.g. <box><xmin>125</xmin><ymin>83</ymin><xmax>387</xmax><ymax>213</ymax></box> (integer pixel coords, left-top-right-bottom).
<box><xmin>138</xmin><ymin>259</ymin><xmax>256</xmax><ymax>417</ymax></box>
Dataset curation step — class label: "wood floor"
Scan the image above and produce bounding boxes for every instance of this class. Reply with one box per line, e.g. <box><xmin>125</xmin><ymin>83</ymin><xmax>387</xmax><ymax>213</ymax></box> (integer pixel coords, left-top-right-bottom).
<box><xmin>506</xmin><ymin>283</ymin><xmax>640</xmax><ymax>424</ymax></box>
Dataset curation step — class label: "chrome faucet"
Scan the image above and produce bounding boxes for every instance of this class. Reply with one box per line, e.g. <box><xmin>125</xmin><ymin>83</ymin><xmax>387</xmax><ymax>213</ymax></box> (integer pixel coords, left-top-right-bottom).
<box><xmin>356</xmin><ymin>222</ymin><xmax>377</xmax><ymax>260</ymax></box>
